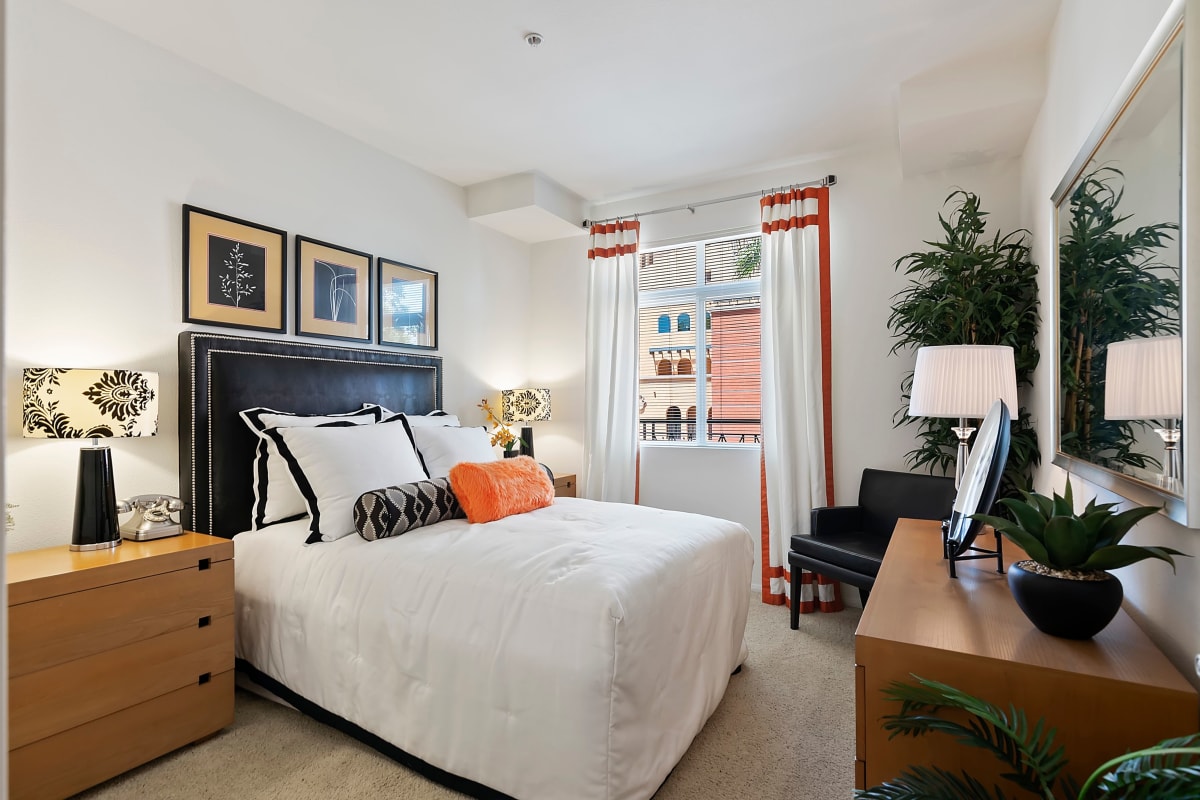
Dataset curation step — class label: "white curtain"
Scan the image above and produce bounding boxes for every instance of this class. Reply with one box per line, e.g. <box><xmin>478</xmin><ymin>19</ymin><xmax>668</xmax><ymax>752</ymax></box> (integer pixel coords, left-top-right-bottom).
<box><xmin>760</xmin><ymin>189</ymin><xmax>831</xmax><ymax>607</ymax></box>
<box><xmin>583</xmin><ymin>221</ymin><xmax>640</xmax><ymax>503</ymax></box>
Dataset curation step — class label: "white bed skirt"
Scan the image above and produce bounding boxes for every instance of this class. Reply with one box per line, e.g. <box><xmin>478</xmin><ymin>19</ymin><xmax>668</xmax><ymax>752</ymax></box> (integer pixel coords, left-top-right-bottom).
<box><xmin>234</xmin><ymin>498</ymin><xmax>753</xmax><ymax>800</ymax></box>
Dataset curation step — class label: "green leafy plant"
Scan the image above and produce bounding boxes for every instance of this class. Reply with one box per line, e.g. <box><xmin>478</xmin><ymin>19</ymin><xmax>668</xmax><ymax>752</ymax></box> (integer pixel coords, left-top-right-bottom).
<box><xmin>972</xmin><ymin>477</ymin><xmax>1186</xmax><ymax>573</ymax></box>
<box><xmin>888</xmin><ymin>190</ymin><xmax>1041</xmax><ymax>503</ymax></box>
<box><xmin>734</xmin><ymin>237</ymin><xmax>761</xmax><ymax>279</ymax></box>
<box><xmin>1058</xmin><ymin>167</ymin><xmax>1179</xmax><ymax>471</ymax></box>
<box><xmin>857</xmin><ymin>675</ymin><xmax>1200</xmax><ymax>799</ymax></box>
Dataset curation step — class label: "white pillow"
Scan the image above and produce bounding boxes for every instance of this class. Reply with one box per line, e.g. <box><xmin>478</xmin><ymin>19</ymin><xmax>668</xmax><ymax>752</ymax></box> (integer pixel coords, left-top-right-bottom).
<box><xmin>410</xmin><ymin>425</ymin><xmax>497</xmax><ymax>478</ymax></box>
<box><xmin>240</xmin><ymin>406</ymin><xmax>380</xmax><ymax>529</ymax></box>
<box><xmin>266</xmin><ymin>416</ymin><xmax>428</xmax><ymax>543</ymax></box>
<box><xmin>364</xmin><ymin>404</ymin><xmax>460</xmax><ymax>427</ymax></box>
<box><xmin>404</xmin><ymin>412</ymin><xmax>461</xmax><ymax>428</ymax></box>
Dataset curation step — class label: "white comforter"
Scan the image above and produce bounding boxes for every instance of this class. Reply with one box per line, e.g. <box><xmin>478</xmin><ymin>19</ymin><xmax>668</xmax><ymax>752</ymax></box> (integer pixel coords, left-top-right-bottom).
<box><xmin>234</xmin><ymin>498</ymin><xmax>754</xmax><ymax>800</ymax></box>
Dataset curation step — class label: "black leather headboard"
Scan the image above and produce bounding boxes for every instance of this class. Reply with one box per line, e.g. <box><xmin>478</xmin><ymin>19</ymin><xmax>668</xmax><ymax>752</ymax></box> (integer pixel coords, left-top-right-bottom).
<box><xmin>179</xmin><ymin>331</ymin><xmax>442</xmax><ymax>538</ymax></box>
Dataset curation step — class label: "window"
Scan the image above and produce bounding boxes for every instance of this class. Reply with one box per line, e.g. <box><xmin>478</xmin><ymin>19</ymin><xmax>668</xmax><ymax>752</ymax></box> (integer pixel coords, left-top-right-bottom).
<box><xmin>637</xmin><ymin>233</ymin><xmax>762</xmax><ymax>445</ymax></box>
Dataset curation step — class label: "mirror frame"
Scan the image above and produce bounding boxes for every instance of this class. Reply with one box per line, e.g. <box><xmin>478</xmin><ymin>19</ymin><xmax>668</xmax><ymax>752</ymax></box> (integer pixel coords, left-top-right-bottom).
<box><xmin>1051</xmin><ymin>0</ymin><xmax>1199</xmax><ymax>526</ymax></box>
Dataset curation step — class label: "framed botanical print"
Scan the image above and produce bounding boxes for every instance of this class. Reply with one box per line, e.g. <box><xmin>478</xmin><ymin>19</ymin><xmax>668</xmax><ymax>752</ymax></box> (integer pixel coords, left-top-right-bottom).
<box><xmin>378</xmin><ymin>258</ymin><xmax>438</xmax><ymax>350</ymax></box>
<box><xmin>182</xmin><ymin>205</ymin><xmax>286</xmax><ymax>332</ymax></box>
<box><xmin>295</xmin><ymin>236</ymin><xmax>372</xmax><ymax>343</ymax></box>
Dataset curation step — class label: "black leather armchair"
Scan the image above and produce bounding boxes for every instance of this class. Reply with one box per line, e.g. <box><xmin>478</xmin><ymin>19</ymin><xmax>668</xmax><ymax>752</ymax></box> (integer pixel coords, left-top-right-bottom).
<box><xmin>788</xmin><ymin>468</ymin><xmax>955</xmax><ymax>628</ymax></box>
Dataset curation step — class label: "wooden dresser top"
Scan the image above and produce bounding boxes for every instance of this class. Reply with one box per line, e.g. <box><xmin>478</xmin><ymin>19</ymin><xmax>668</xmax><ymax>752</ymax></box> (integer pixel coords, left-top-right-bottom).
<box><xmin>7</xmin><ymin>532</ymin><xmax>232</xmax><ymax>606</ymax></box>
<box><xmin>857</xmin><ymin>518</ymin><xmax>1195</xmax><ymax>694</ymax></box>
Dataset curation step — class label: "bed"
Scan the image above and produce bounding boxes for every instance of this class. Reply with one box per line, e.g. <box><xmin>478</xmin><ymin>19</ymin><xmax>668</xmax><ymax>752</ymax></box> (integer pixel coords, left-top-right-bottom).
<box><xmin>179</xmin><ymin>331</ymin><xmax>753</xmax><ymax>800</ymax></box>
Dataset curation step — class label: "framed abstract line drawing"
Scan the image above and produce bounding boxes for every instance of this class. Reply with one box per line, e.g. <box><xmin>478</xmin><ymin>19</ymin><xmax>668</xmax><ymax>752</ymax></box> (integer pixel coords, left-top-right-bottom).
<box><xmin>378</xmin><ymin>258</ymin><xmax>438</xmax><ymax>350</ymax></box>
<box><xmin>295</xmin><ymin>236</ymin><xmax>372</xmax><ymax>343</ymax></box>
<box><xmin>182</xmin><ymin>205</ymin><xmax>286</xmax><ymax>333</ymax></box>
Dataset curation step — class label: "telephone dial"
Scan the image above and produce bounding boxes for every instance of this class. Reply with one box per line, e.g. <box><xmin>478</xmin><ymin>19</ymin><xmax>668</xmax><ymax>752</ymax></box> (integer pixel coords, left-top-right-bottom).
<box><xmin>118</xmin><ymin>494</ymin><xmax>185</xmax><ymax>541</ymax></box>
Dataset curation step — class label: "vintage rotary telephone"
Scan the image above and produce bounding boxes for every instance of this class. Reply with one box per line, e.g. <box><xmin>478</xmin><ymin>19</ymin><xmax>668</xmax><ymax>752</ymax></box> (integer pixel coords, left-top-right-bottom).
<box><xmin>118</xmin><ymin>494</ymin><xmax>185</xmax><ymax>541</ymax></box>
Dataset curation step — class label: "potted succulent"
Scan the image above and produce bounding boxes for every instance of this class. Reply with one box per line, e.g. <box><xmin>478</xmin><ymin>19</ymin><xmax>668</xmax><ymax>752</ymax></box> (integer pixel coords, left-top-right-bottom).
<box><xmin>973</xmin><ymin>478</ymin><xmax>1187</xmax><ymax>639</ymax></box>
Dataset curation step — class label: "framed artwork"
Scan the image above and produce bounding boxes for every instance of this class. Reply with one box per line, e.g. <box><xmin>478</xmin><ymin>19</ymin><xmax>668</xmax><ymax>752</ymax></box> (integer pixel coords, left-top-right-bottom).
<box><xmin>182</xmin><ymin>205</ymin><xmax>286</xmax><ymax>333</ymax></box>
<box><xmin>378</xmin><ymin>258</ymin><xmax>438</xmax><ymax>350</ymax></box>
<box><xmin>295</xmin><ymin>236</ymin><xmax>373</xmax><ymax>343</ymax></box>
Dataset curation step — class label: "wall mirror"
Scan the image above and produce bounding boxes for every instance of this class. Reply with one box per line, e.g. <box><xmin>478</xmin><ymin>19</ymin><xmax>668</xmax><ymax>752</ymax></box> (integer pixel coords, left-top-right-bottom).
<box><xmin>1052</xmin><ymin>0</ymin><xmax>1200</xmax><ymax>525</ymax></box>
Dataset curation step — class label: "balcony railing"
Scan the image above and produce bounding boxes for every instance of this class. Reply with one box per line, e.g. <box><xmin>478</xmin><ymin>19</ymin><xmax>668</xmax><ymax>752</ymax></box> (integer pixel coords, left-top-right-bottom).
<box><xmin>638</xmin><ymin>417</ymin><xmax>762</xmax><ymax>443</ymax></box>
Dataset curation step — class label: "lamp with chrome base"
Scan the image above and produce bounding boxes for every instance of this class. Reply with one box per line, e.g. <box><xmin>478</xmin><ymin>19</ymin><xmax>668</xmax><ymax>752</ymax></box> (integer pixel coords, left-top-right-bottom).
<box><xmin>907</xmin><ymin>345</ymin><xmax>1018</xmax><ymax>488</ymax></box>
<box><xmin>1104</xmin><ymin>335</ymin><xmax>1182</xmax><ymax>491</ymax></box>
<box><xmin>22</xmin><ymin>368</ymin><xmax>159</xmax><ymax>551</ymax></box>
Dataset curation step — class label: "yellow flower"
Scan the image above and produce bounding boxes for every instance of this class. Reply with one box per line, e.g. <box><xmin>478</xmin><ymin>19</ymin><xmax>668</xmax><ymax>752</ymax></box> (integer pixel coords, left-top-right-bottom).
<box><xmin>478</xmin><ymin>399</ymin><xmax>518</xmax><ymax>452</ymax></box>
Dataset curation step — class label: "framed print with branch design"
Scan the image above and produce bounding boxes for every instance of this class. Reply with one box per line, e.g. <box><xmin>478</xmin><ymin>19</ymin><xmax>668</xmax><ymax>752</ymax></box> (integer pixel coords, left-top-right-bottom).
<box><xmin>295</xmin><ymin>236</ymin><xmax>373</xmax><ymax>343</ymax></box>
<box><xmin>183</xmin><ymin>205</ymin><xmax>286</xmax><ymax>332</ymax></box>
<box><xmin>378</xmin><ymin>258</ymin><xmax>438</xmax><ymax>350</ymax></box>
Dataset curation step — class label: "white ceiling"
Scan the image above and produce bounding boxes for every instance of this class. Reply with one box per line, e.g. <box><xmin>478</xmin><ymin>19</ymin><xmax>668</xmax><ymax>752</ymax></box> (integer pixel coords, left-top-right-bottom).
<box><xmin>66</xmin><ymin>0</ymin><xmax>1061</xmax><ymax>203</ymax></box>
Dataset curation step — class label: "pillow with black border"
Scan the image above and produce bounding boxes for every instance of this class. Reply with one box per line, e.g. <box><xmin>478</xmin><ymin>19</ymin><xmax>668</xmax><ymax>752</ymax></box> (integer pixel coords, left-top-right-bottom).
<box><xmin>240</xmin><ymin>405</ymin><xmax>381</xmax><ymax>530</ymax></box>
<box><xmin>266</xmin><ymin>414</ymin><xmax>428</xmax><ymax>543</ymax></box>
<box><xmin>354</xmin><ymin>477</ymin><xmax>465</xmax><ymax>541</ymax></box>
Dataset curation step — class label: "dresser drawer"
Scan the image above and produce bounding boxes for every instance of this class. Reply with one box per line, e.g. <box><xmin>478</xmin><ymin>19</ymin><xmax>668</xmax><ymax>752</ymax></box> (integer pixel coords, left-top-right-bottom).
<box><xmin>10</xmin><ymin>614</ymin><xmax>234</xmax><ymax>748</ymax></box>
<box><xmin>9</xmin><ymin>559</ymin><xmax>233</xmax><ymax>677</ymax></box>
<box><xmin>10</xmin><ymin>670</ymin><xmax>235</xmax><ymax>800</ymax></box>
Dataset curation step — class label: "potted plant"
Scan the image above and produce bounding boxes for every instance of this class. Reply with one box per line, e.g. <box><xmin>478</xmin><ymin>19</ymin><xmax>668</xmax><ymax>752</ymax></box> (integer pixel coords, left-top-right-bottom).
<box><xmin>973</xmin><ymin>478</ymin><xmax>1187</xmax><ymax>639</ymax></box>
<box><xmin>888</xmin><ymin>190</ymin><xmax>1041</xmax><ymax>507</ymax></box>
<box><xmin>857</xmin><ymin>675</ymin><xmax>1200</xmax><ymax>799</ymax></box>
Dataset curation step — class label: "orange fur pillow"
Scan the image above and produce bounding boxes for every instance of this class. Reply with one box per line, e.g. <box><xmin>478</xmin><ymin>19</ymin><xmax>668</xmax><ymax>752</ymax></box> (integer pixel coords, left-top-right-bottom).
<box><xmin>448</xmin><ymin>456</ymin><xmax>555</xmax><ymax>524</ymax></box>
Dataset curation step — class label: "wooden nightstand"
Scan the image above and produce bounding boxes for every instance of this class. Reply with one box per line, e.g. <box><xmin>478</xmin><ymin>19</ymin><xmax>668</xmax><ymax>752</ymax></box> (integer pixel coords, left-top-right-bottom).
<box><xmin>553</xmin><ymin>473</ymin><xmax>577</xmax><ymax>498</ymax></box>
<box><xmin>7</xmin><ymin>533</ymin><xmax>235</xmax><ymax>800</ymax></box>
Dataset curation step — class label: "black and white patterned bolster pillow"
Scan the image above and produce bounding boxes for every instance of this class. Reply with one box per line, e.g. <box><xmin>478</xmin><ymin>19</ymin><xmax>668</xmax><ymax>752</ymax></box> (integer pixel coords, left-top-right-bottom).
<box><xmin>354</xmin><ymin>477</ymin><xmax>466</xmax><ymax>541</ymax></box>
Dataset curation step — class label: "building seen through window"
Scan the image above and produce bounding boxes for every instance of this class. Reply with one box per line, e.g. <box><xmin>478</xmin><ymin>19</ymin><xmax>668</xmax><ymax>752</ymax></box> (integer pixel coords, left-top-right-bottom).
<box><xmin>637</xmin><ymin>233</ymin><xmax>762</xmax><ymax>444</ymax></box>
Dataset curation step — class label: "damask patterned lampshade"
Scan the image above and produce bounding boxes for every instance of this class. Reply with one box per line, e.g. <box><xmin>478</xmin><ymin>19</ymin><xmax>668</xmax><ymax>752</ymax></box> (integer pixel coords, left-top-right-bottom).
<box><xmin>22</xmin><ymin>368</ymin><xmax>159</xmax><ymax>439</ymax></box>
<box><xmin>21</xmin><ymin>367</ymin><xmax>159</xmax><ymax>552</ymax></box>
<box><xmin>501</xmin><ymin>388</ymin><xmax>552</xmax><ymax>424</ymax></box>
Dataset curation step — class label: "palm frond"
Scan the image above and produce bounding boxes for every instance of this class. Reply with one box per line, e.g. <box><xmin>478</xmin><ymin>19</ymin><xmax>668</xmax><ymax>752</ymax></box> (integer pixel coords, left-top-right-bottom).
<box><xmin>854</xmin><ymin>765</ymin><xmax>1009</xmax><ymax>800</ymax></box>
<box><xmin>881</xmin><ymin>677</ymin><xmax>1066</xmax><ymax>796</ymax></box>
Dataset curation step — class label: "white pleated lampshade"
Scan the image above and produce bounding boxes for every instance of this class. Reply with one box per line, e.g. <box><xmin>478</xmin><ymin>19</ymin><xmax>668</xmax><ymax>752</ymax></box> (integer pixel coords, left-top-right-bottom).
<box><xmin>1104</xmin><ymin>336</ymin><xmax>1182</xmax><ymax>420</ymax></box>
<box><xmin>908</xmin><ymin>345</ymin><xmax>1018</xmax><ymax>419</ymax></box>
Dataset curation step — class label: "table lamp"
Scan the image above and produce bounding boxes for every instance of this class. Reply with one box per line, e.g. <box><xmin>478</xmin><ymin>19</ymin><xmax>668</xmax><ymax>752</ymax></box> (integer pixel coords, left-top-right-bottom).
<box><xmin>22</xmin><ymin>367</ymin><xmax>159</xmax><ymax>550</ymax></box>
<box><xmin>907</xmin><ymin>345</ymin><xmax>1018</xmax><ymax>488</ymax></box>
<box><xmin>1104</xmin><ymin>335</ymin><xmax>1182</xmax><ymax>489</ymax></box>
<box><xmin>501</xmin><ymin>388</ymin><xmax>552</xmax><ymax>460</ymax></box>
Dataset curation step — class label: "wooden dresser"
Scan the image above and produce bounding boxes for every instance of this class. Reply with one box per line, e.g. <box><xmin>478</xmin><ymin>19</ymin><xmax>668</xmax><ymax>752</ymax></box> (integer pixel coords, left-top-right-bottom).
<box><xmin>855</xmin><ymin>518</ymin><xmax>1198</xmax><ymax>791</ymax></box>
<box><xmin>7</xmin><ymin>533</ymin><xmax>235</xmax><ymax>800</ymax></box>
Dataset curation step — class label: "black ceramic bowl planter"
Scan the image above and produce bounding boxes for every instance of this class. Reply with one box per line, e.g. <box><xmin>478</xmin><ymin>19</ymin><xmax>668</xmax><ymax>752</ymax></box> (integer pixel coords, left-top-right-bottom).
<box><xmin>1007</xmin><ymin>561</ymin><xmax>1124</xmax><ymax>640</ymax></box>
<box><xmin>974</xmin><ymin>478</ymin><xmax>1187</xmax><ymax>642</ymax></box>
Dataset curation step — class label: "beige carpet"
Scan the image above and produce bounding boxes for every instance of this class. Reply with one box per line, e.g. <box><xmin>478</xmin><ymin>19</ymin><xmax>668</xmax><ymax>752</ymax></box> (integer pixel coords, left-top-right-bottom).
<box><xmin>78</xmin><ymin>599</ymin><xmax>861</xmax><ymax>800</ymax></box>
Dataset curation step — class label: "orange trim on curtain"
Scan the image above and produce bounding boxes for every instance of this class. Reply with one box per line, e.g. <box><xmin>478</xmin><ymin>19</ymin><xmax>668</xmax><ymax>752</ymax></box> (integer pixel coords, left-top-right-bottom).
<box><xmin>760</xmin><ymin>449</ymin><xmax>786</xmax><ymax>605</ymax></box>
<box><xmin>816</xmin><ymin>186</ymin><xmax>835</xmax><ymax>504</ymax></box>
<box><xmin>587</xmin><ymin>220</ymin><xmax>641</xmax><ymax>258</ymax></box>
<box><xmin>634</xmin><ymin>445</ymin><xmax>641</xmax><ymax>505</ymax></box>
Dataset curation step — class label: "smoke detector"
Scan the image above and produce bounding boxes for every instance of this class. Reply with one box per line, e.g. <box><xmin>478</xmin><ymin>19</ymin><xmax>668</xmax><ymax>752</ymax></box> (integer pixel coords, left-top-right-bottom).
<box><xmin>524</xmin><ymin>32</ymin><xmax>543</xmax><ymax>48</ymax></box>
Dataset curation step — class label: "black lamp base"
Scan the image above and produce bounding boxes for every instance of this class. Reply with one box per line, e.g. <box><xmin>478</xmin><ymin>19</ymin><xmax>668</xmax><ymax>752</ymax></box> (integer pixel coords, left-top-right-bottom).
<box><xmin>71</xmin><ymin>445</ymin><xmax>121</xmax><ymax>552</ymax></box>
<box><xmin>519</xmin><ymin>426</ymin><xmax>535</xmax><ymax>459</ymax></box>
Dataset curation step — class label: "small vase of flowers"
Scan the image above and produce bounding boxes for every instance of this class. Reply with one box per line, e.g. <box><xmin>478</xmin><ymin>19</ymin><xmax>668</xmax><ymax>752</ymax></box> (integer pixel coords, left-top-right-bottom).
<box><xmin>478</xmin><ymin>399</ymin><xmax>523</xmax><ymax>457</ymax></box>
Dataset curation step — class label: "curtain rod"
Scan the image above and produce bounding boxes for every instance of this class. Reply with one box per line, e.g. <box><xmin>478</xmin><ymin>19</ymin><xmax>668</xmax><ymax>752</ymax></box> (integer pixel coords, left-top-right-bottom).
<box><xmin>581</xmin><ymin>174</ymin><xmax>836</xmax><ymax>228</ymax></box>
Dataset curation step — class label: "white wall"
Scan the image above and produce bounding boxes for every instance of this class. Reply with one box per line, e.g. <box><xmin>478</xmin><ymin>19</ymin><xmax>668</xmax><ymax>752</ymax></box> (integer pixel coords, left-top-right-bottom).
<box><xmin>4</xmin><ymin>0</ymin><xmax>532</xmax><ymax>552</ymax></box>
<box><xmin>529</xmin><ymin>143</ymin><xmax>1025</xmax><ymax>588</ymax></box>
<box><xmin>1021</xmin><ymin>0</ymin><xmax>1200</xmax><ymax>683</ymax></box>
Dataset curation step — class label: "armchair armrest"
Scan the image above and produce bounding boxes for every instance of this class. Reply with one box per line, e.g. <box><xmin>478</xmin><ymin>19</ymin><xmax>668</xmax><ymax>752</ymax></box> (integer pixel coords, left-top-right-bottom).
<box><xmin>810</xmin><ymin>505</ymin><xmax>863</xmax><ymax>538</ymax></box>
